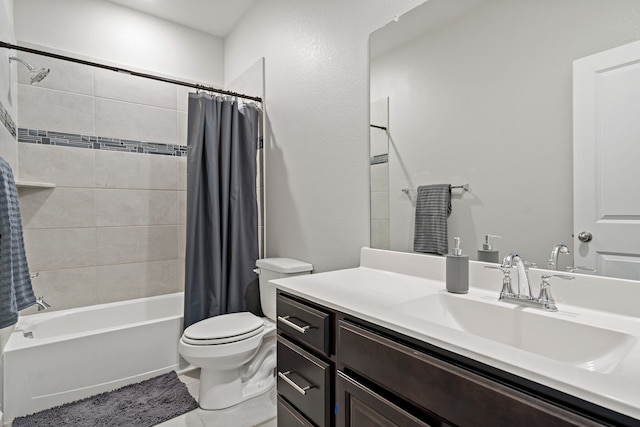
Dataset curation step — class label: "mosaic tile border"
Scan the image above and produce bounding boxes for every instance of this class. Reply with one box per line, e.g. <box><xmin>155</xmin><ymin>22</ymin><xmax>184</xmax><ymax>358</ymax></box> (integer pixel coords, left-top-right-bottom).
<box><xmin>370</xmin><ymin>154</ymin><xmax>388</xmax><ymax>165</ymax></box>
<box><xmin>0</xmin><ymin>101</ymin><xmax>17</xmax><ymax>140</ymax></box>
<box><xmin>18</xmin><ymin>128</ymin><xmax>188</xmax><ymax>157</ymax></box>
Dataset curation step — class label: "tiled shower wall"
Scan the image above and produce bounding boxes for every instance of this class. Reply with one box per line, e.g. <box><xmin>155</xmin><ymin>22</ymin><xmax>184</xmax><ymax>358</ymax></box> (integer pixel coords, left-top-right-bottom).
<box><xmin>15</xmin><ymin>48</ymin><xmax>191</xmax><ymax>312</ymax></box>
<box><xmin>370</xmin><ymin>97</ymin><xmax>389</xmax><ymax>249</ymax></box>
<box><xmin>0</xmin><ymin>0</ymin><xmax>17</xmax><ymax>170</ymax></box>
<box><xmin>18</xmin><ymin>145</ymin><xmax>186</xmax><ymax>311</ymax></box>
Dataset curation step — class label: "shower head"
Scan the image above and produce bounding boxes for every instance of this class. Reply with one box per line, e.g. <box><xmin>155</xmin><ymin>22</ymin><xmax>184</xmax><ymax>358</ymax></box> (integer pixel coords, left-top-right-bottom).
<box><xmin>9</xmin><ymin>56</ymin><xmax>50</xmax><ymax>84</ymax></box>
<box><xmin>30</xmin><ymin>66</ymin><xmax>50</xmax><ymax>84</ymax></box>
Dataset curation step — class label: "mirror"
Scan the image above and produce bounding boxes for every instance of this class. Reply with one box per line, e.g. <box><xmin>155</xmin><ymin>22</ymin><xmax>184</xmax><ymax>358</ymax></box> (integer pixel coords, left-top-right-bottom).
<box><xmin>369</xmin><ymin>0</ymin><xmax>640</xmax><ymax>276</ymax></box>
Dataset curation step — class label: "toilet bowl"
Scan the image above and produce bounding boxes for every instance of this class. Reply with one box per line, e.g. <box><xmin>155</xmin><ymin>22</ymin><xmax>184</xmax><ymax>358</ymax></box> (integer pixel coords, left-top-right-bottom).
<box><xmin>179</xmin><ymin>312</ymin><xmax>277</xmax><ymax>409</ymax></box>
<box><xmin>179</xmin><ymin>258</ymin><xmax>313</xmax><ymax>410</ymax></box>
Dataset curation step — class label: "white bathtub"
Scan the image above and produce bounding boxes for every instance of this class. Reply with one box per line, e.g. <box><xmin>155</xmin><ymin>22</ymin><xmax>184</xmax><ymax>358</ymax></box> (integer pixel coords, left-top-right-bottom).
<box><xmin>2</xmin><ymin>292</ymin><xmax>184</xmax><ymax>424</ymax></box>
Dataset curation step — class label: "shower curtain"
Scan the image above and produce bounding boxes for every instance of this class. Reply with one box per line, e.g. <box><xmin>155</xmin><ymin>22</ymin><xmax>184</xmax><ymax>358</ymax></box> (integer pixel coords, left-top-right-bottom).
<box><xmin>184</xmin><ymin>93</ymin><xmax>260</xmax><ymax>329</ymax></box>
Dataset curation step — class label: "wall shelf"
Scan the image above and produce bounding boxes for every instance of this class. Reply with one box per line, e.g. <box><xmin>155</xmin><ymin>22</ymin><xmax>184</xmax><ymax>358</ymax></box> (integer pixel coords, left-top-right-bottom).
<box><xmin>15</xmin><ymin>181</ymin><xmax>56</xmax><ymax>189</ymax></box>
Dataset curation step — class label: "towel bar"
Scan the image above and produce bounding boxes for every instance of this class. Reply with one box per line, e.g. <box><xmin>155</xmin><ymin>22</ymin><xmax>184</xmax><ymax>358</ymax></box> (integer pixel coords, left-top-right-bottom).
<box><xmin>402</xmin><ymin>183</ymin><xmax>469</xmax><ymax>194</ymax></box>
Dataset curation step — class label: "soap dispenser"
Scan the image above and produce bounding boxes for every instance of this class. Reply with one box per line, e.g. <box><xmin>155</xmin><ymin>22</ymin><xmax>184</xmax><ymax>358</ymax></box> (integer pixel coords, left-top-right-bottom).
<box><xmin>477</xmin><ymin>234</ymin><xmax>501</xmax><ymax>263</ymax></box>
<box><xmin>446</xmin><ymin>237</ymin><xmax>469</xmax><ymax>294</ymax></box>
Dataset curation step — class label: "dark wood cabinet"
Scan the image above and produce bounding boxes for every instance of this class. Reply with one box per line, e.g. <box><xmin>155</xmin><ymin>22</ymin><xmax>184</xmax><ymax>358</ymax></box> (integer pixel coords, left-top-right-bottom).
<box><xmin>277</xmin><ymin>396</ymin><xmax>315</xmax><ymax>427</ymax></box>
<box><xmin>277</xmin><ymin>292</ymin><xmax>334</xmax><ymax>427</ymax></box>
<box><xmin>277</xmin><ymin>293</ymin><xmax>331</xmax><ymax>356</ymax></box>
<box><xmin>336</xmin><ymin>372</ymin><xmax>435</xmax><ymax>427</ymax></box>
<box><xmin>338</xmin><ymin>320</ymin><xmax>604</xmax><ymax>427</ymax></box>
<box><xmin>277</xmin><ymin>336</ymin><xmax>331</xmax><ymax>427</ymax></box>
<box><xmin>276</xmin><ymin>291</ymin><xmax>635</xmax><ymax>427</ymax></box>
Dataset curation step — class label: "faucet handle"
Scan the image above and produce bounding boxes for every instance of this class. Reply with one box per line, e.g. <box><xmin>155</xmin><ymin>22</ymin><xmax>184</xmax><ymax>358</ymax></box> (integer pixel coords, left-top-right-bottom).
<box><xmin>538</xmin><ymin>274</ymin><xmax>575</xmax><ymax>311</ymax></box>
<box><xmin>565</xmin><ymin>266</ymin><xmax>597</xmax><ymax>274</ymax></box>
<box><xmin>542</xmin><ymin>274</ymin><xmax>575</xmax><ymax>282</ymax></box>
<box><xmin>485</xmin><ymin>265</ymin><xmax>514</xmax><ymax>297</ymax></box>
<box><xmin>484</xmin><ymin>265</ymin><xmax>511</xmax><ymax>274</ymax></box>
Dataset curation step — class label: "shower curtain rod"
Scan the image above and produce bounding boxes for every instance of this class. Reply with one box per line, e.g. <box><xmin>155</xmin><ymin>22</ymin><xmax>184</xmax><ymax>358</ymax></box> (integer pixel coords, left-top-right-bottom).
<box><xmin>0</xmin><ymin>41</ymin><xmax>263</xmax><ymax>103</ymax></box>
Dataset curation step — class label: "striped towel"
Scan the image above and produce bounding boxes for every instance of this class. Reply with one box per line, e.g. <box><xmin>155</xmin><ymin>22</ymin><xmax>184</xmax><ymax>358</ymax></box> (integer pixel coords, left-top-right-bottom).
<box><xmin>413</xmin><ymin>184</ymin><xmax>452</xmax><ymax>256</ymax></box>
<box><xmin>0</xmin><ymin>157</ymin><xmax>35</xmax><ymax>329</ymax></box>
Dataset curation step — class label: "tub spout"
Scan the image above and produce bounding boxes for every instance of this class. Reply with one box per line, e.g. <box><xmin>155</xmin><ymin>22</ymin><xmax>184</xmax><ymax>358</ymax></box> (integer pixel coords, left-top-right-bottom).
<box><xmin>35</xmin><ymin>296</ymin><xmax>51</xmax><ymax>311</ymax></box>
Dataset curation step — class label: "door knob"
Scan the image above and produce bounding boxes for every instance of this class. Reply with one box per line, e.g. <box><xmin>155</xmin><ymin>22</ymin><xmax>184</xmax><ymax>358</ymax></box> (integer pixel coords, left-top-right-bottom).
<box><xmin>578</xmin><ymin>231</ymin><xmax>593</xmax><ymax>242</ymax></box>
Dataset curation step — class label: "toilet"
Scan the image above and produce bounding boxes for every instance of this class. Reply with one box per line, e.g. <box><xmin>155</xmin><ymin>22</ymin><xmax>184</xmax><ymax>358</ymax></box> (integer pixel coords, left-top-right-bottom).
<box><xmin>179</xmin><ymin>258</ymin><xmax>313</xmax><ymax>410</ymax></box>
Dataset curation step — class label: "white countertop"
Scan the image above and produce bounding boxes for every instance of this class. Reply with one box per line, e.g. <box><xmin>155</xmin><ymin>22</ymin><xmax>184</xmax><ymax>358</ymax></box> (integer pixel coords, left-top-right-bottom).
<box><xmin>271</xmin><ymin>248</ymin><xmax>640</xmax><ymax>421</ymax></box>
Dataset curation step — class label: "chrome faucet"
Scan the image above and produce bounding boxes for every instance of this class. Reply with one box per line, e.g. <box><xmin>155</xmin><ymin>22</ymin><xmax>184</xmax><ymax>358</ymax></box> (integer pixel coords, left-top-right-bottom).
<box><xmin>548</xmin><ymin>243</ymin><xmax>570</xmax><ymax>270</ymax></box>
<box><xmin>501</xmin><ymin>253</ymin><xmax>532</xmax><ymax>298</ymax></box>
<box><xmin>486</xmin><ymin>253</ymin><xmax>574</xmax><ymax>311</ymax></box>
<box><xmin>35</xmin><ymin>296</ymin><xmax>51</xmax><ymax>311</ymax></box>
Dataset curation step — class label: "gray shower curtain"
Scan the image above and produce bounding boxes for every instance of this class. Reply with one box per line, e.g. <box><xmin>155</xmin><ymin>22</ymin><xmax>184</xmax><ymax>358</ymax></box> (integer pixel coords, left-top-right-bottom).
<box><xmin>184</xmin><ymin>93</ymin><xmax>260</xmax><ymax>329</ymax></box>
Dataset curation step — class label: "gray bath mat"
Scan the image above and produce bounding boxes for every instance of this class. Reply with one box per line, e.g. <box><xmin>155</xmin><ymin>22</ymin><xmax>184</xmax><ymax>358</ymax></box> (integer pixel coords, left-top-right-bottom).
<box><xmin>12</xmin><ymin>371</ymin><xmax>198</xmax><ymax>427</ymax></box>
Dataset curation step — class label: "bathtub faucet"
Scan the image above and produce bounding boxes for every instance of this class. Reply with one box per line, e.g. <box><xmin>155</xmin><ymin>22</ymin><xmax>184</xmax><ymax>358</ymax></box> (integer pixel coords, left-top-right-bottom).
<box><xmin>35</xmin><ymin>296</ymin><xmax>51</xmax><ymax>311</ymax></box>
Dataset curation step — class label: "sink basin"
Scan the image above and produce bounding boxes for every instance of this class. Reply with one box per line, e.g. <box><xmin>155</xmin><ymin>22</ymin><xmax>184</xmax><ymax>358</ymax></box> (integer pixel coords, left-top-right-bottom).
<box><xmin>390</xmin><ymin>293</ymin><xmax>636</xmax><ymax>373</ymax></box>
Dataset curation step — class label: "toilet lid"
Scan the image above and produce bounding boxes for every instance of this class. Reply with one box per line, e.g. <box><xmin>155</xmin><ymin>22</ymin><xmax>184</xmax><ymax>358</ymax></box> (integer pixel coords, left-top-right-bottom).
<box><xmin>183</xmin><ymin>312</ymin><xmax>265</xmax><ymax>345</ymax></box>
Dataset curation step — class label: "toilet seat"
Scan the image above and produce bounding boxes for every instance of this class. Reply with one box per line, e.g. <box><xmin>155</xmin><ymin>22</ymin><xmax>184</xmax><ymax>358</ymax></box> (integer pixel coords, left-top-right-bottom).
<box><xmin>182</xmin><ymin>312</ymin><xmax>265</xmax><ymax>345</ymax></box>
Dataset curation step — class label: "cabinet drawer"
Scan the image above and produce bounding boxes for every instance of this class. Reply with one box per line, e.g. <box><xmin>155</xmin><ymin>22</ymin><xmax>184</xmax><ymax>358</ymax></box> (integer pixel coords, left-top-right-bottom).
<box><xmin>277</xmin><ymin>335</ymin><xmax>331</xmax><ymax>427</ymax></box>
<box><xmin>338</xmin><ymin>321</ymin><xmax>604</xmax><ymax>427</ymax></box>
<box><xmin>277</xmin><ymin>293</ymin><xmax>331</xmax><ymax>356</ymax></box>
<box><xmin>336</xmin><ymin>371</ymin><xmax>435</xmax><ymax>427</ymax></box>
<box><xmin>278</xmin><ymin>396</ymin><xmax>315</xmax><ymax>427</ymax></box>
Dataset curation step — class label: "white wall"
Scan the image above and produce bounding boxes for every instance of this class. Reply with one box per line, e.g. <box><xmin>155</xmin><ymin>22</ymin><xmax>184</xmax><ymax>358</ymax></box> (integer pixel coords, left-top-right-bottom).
<box><xmin>225</xmin><ymin>0</ymin><xmax>425</xmax><ymax>272</ymax></box>
<box><xmin>370</xmin><ymin>0</ymin><xmax>640</xmax><ymax>268</ymax></box>
<box><xmin>14</xmin><ymin>0</ymin><xmax>224</xmax><ymax>86</ymax></box>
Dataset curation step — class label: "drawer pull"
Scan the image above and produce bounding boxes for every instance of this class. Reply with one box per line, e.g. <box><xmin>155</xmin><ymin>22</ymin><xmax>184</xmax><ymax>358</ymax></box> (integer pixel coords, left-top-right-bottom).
<box><xmin>277</xmin><ymin>315</ymin><xmax>311</xmax><ymax>334</ymax></box>
<box><xmin>278</xmin><ymin>370</ymin><xmax>314</xmax><ymax>395</ymax></box>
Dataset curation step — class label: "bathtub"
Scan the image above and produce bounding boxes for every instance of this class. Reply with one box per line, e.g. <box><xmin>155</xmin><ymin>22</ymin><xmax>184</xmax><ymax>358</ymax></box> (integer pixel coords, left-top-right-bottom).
<box><xmin>2</xmin><ymin>292</ymin><xmax>184</xmax><ymax>424</ymax></box>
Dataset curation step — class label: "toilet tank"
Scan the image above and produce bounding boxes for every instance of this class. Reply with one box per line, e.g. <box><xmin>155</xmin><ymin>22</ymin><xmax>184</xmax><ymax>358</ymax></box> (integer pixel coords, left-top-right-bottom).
<box><xmin>255</xmin><ymin>258</ymin><xmax>313</xmax><ymax>321</ymax></box>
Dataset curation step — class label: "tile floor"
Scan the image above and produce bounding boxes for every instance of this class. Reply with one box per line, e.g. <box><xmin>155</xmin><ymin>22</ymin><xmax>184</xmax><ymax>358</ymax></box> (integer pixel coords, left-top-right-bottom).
<box><xmin>156</xmin><ymin>369</ymin><xmax>277</xmax><ymax>427</ymax></box>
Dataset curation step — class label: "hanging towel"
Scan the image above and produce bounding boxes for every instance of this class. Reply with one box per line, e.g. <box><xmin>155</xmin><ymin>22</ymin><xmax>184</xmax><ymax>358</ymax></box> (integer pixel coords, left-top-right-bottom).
<box><xmin>0</xmin><ymin>157</ymin><xmax>35</xmax><ymax>329</ymax></box>
<box><xmin>413</xmin><ymin>184</ymin><xmax>452</xmax><ymax>256</ymax></box>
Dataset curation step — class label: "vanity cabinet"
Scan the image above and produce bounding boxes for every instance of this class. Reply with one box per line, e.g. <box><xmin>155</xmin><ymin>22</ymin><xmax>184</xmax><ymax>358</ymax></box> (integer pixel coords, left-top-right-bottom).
<box><xmin>337</xmin><ymin>320</ymin><xmax>604</xmax><ymax>427</ymax></box>
<box><xmin>276</xmin><ymin>291</ymin><xmax>630</xmax><ymax>427</ymax></box>
<box><xmin>276</xmin><ymin>292</ymin><xmax>334</xmax><ymax>427</ymax></box>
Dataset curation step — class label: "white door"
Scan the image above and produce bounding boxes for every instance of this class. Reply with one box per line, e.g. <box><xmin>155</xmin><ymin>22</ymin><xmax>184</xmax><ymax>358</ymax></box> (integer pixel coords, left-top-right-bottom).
<box><xmin>574</xmin><ymin>40</ymin><xmax>640</xmax><ymax>280</ymax></box>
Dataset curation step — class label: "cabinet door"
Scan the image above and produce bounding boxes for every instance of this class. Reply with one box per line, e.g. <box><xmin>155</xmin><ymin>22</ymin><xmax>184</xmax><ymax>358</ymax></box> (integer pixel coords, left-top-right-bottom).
<box><xmin>336</xmin><ymin>372</ymin><xmax>436</xmax><ymax>427</ymax></box>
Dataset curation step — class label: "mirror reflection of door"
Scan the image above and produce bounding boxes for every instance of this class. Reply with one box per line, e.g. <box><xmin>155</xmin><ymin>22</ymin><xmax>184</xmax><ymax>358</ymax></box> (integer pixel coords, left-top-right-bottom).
<box><xmin>574</xmin><ymin>40</ymin><xmax>640</xmax><ymax>280</ymax></box>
